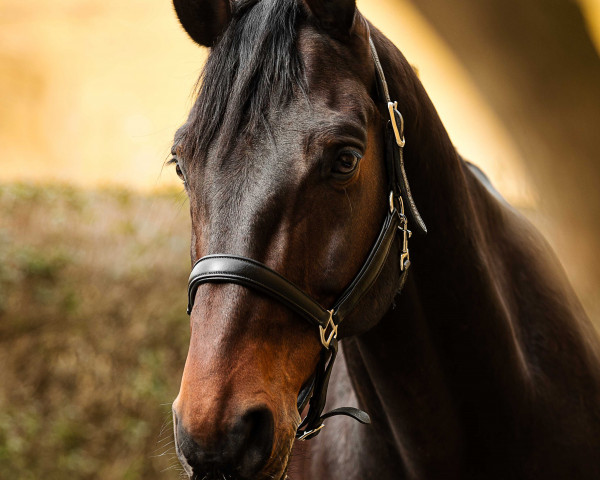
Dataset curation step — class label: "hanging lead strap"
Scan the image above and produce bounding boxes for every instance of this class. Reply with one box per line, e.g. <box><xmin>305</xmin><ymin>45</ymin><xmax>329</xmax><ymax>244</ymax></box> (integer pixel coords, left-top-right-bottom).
<box><xmin>296</xmin><ymin>338</ymin><xmax>371</xmax><ymax>441</ymax></box>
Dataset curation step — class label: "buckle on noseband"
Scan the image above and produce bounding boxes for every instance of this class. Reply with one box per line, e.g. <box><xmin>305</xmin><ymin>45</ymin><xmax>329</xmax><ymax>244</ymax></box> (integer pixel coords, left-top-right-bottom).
<box><xmin>319</xmin><ymin>309</ymin><xmax>337</xmax><ymax>349</ymax></box>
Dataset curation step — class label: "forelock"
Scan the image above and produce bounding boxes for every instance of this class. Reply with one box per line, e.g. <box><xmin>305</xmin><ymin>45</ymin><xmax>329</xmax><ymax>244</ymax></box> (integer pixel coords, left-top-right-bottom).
<box><xmin>179</xmin><ymin>0</ymin><xmax>307</xmax><ymax>162</ymax></box>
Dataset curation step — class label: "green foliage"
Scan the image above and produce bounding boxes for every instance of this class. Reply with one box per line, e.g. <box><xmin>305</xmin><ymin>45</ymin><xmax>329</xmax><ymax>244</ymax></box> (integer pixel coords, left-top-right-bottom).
<box><xmin>0</xmin><ymin>183</ymin><xmax>191</xmax><ymax>479</ymax></box>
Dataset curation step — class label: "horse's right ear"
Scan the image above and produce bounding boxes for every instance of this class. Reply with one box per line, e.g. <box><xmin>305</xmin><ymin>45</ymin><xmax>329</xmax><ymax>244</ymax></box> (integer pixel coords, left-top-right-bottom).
<box><xmin>173</xmin><ymin>0</ymin><xmax>232</xmax><ymax>47</ymax></box>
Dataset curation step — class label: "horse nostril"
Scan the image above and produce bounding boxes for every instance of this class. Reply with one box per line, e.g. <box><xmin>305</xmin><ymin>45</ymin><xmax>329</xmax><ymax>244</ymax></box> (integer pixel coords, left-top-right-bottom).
<box><xmin>228</xmin><ymin>407</ymin><xmax>275</xmax><ymax>478</ymax></box>
<box><xmin>173</xmin><ymin>406</ymin><xmax>275</xmax><ymax>478</ymax></box>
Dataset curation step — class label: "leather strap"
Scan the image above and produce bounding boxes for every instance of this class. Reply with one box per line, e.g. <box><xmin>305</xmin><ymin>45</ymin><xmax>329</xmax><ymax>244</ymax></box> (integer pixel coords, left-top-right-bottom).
<box><xmin>294</xmin><ymin>337</ymin><xmax>368</xmax><ymax>440</ymax></box>
<box><xmin>187</xmin><ymin>254</ymin><xmax>330</xmax><ymax>324</ymax></box>
<box><xmin>369</xmin><ymin>37</ymin><xmax>427</xmax><ymax>236</ymax></box>
<box><xmin>330</xmin><ymin>204</ymin><xmax>401</xmax><ymax>322</ymax></box>
<box><xmin>187</xmin><ymin>204</ymin><xmax>402</xmax><ymax>329</ymax></box>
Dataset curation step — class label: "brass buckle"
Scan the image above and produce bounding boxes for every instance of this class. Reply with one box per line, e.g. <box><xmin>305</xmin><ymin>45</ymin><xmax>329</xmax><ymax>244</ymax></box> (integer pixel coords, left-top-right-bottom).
<box><xmin>319</xmin><ymin>310</ymin><xmax>337</xmax><ymax>349</ymax></box>
<box><xmin>399</xmin><ymin>213</ymin><xmax>411</xmax><ymax>271</ymax></box>
<box><xmin>297</xmin><ymin>424</ymin><xmax>325</xmax><ymax>441</ymax></box>
<box><xmin>388</xmin><ymin>101</ymin><xmax>405</xmax><ymax>147</ymax></box>
<box><xmin>396</xmin><ymin>195</ymin><xmax>411</xmax><ymax>271</ymax></box>
<box><xmin>389</xmin><ymin>192</ymin><xmax>411</xmax><ymax>271</ymax></box>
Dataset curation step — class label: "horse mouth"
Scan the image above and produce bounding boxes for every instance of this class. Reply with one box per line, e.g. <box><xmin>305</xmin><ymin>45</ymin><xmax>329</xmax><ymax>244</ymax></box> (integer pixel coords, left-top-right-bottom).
<box><xmin>188</xmin><ymin>471</ymin><xmax>288</xmax><ymax>480</ymax></box>
<box><xmin>183</xmin><ymin>453</ymin><xmax>291</xmax><ymax>480</ymax></box>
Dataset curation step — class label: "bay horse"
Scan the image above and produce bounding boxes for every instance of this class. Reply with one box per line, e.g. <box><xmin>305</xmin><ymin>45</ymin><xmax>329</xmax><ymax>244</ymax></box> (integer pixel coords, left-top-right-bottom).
<box><xmin>169</xmin><ymin>0</ymin><xmax>600</xmax><ymax>478</ymax></box>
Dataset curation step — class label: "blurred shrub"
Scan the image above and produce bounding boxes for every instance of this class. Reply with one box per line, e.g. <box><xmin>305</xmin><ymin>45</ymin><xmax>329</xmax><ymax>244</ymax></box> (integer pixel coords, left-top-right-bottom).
<box><xmin>0</xmin><ymin>183</ymin><xmax>191</xmax><ymax>479</ymax></box>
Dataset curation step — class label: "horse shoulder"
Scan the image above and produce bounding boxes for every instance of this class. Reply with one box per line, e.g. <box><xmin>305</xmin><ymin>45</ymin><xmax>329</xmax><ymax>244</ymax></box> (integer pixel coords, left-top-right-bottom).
<box><xmin>465</xmin><ymin>160</ymin><xmax>600</xmax><ymax>471</ymax></box>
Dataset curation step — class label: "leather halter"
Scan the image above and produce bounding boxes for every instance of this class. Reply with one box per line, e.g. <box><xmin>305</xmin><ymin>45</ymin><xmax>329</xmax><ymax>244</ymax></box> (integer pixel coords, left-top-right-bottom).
<box><xmin>186</xmin><ymin>38</ymin><xmax>426</xmax><ymax>441</ymax></box>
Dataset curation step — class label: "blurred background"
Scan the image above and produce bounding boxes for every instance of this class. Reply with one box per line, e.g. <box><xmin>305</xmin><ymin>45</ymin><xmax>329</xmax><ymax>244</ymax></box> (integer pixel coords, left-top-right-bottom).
<box><xmin>1</xmin><ymin>0</ymin><xmax>599</xmax><ymax>478</ymax></box>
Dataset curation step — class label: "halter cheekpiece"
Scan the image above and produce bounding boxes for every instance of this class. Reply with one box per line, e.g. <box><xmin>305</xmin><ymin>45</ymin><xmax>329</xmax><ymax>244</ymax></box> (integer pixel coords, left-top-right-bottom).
<box><xmin>186</xmin><ymin>37</ymin><xmax>426</xmax><ymax>441</ymax></box>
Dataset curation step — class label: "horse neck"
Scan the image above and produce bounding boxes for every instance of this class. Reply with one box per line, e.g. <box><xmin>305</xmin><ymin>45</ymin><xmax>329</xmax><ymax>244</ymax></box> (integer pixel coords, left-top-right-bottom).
<box><xmin>341</xmin><ymin>31</ymin><xmax>534</xmax><ymax>478</ymax></box>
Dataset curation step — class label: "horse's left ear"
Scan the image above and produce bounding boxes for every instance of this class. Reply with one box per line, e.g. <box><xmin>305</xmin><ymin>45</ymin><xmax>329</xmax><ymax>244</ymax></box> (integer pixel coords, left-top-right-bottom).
<box><xmin>304</xmin><ymin>0</ymin><xmax>356</xmax><ymax>38</ymax></box>
<box><xmin>173</xmin><ymin>0</ymin><xmax>232</xmax><ymax>47</ymax></box>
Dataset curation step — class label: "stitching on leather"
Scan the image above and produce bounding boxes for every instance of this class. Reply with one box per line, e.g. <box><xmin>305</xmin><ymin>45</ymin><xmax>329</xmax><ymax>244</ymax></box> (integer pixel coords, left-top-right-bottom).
<box><xmin>189</xmin><ymin>272</ymin><xmax>327</xmax><ymax>325</ymax></box>
<box><xmin>192</xmin><ymin>255</ymin><xmax>300</xmax><ymax>286</ymax></box>
<box><xmin>190</xmin><ymin>256</ymin><xmax>327</xmax><ymax>317</ymax></box>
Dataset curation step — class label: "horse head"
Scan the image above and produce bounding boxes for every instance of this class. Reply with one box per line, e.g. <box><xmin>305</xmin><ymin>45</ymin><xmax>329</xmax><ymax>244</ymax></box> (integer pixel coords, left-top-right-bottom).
<box><xmin>170</xmin><ymin>0</ymin><xmax>418</xmax><ymax>478</ymax></box>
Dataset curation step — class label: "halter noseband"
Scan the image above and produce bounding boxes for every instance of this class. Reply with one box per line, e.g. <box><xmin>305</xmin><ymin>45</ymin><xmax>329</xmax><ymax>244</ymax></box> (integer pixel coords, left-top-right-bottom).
<box><xmin>185</xmin><ymin>38</ymin><xmax>426</xmax><ymax>441</ymax></box>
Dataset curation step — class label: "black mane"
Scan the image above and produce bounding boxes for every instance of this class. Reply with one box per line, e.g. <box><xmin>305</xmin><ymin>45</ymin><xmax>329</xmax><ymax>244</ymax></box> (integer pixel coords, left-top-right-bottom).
<box><xmin>180</xmin><ymin>0</ymin><xmax>306</xmax><ymax>161</ymax></box>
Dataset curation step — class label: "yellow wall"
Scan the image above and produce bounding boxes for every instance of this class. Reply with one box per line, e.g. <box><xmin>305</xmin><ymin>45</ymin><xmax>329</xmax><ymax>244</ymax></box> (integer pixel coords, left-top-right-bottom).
<box><xmin>0</xmin><ymin>1</ymin><xmax>205</xmax><ymax>190</ymax></box>
<box><xmin>0</xmin><ymin>0</ymin><xmax>597</xmax><ymax>205</ymax></box>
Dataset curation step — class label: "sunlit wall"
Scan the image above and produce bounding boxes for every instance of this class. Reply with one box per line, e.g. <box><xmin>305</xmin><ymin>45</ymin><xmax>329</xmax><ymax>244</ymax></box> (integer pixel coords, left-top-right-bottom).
<box><xmin>3</xmin><ymin>0</ymin><xmax>577</xmax><ymax>206</ymax></box>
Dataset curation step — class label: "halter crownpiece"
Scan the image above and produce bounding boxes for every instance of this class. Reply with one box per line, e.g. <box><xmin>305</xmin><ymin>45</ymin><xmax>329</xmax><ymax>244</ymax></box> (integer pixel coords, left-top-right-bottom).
<box><xmin>186</xmin><ymin>37</ymin><xmax>426</xmax><ymax>440</ymax></box>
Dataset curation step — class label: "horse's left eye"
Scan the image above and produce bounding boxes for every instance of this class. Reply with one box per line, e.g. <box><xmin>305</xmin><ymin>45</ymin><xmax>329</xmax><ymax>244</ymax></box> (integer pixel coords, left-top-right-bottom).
<box><xmin>175</xmin><ymin>163</ymin><xmax>184</xmax><ymax>179</ymax></box>
<box><xmin>332</xmin><ymin>151</ymin><xmax>361</xmax><ymax>177</ymax></box>
<box><xmin>170</xmin><ymin>157</ymin><xmax>185</xmax><ymax>180</ymax></box>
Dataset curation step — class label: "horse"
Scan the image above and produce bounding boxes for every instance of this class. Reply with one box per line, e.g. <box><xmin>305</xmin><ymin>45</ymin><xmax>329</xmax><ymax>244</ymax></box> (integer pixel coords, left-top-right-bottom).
<box><xmin>168</xmin><ymin>0</ymin><xmax>600</xmax><ymax>478</ymax></box>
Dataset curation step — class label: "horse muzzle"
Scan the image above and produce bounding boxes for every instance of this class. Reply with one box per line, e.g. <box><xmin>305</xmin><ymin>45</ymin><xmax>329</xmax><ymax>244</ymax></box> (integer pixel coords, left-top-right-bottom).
<box><xmin>173</xmin><ymin>404</ymin><xmax>283</xmax><ymax>480</ymax></box>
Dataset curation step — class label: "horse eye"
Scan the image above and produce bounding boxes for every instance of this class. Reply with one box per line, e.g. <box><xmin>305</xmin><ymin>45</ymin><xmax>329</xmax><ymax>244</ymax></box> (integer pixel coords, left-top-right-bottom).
<box><xmin>332</xmin><ymin>151</ymin><xmax>361</xmax><ymax>177</ymax></box>
<box><xmin>170</xmin><ymin>157</ymin><xmax>185</xmax><ymax>180</ymax></box>
<box><xmin>169</xmin><ymin>157</ymin><xmax>188</xmax><ymax>186</ymax></box>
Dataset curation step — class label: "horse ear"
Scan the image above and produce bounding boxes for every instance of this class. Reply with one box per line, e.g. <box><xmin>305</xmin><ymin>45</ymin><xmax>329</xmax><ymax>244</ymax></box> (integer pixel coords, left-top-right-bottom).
<box><xmin>173</xmin><ymin>0</ymin><xmax>232</xmax><ymax>47</ymax></box>
<box><xmin>304</xmin><ymin>0</ymin><xmax>356</xmax><ymax>38</ymax></box>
